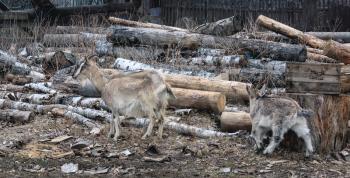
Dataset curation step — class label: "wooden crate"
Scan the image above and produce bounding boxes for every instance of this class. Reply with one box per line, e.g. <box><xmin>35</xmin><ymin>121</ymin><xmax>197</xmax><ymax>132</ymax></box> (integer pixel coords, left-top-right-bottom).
<box><xmin>286</xmin><ymin>62</ymin><xmax>350</xmax><ymax>94</ymax></box>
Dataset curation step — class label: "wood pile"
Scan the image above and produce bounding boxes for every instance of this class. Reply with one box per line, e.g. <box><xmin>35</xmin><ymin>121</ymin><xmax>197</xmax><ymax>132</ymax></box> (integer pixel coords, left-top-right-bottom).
<box><xmin>1</xmin><ymin>15</ymin><xmax>350</xmax><ymax>154</ymax></box>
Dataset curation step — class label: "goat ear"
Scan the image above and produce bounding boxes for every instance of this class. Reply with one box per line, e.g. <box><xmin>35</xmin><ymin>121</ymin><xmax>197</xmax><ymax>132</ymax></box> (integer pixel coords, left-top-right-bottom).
<box><xmin>258</xmin><ymin>84</ymin><xmax>267</xmax><ymax>97</ymax></box>
<box><xmin>73</xmin><ymin>61</ymin><xmax>85</xmax><ymax>78</ymax></box>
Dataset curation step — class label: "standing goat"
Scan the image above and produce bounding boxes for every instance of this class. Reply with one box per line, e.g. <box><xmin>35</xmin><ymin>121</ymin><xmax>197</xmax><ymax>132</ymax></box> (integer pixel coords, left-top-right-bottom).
<box><xmin>73</xmin><ymin>56</ymin><xmax>175</xmax><ymax>140</ymax></box>
<box><xmin>247</xmin><ymin>85</ymin><xmax>314</xmax><ymax>157</ymax></box>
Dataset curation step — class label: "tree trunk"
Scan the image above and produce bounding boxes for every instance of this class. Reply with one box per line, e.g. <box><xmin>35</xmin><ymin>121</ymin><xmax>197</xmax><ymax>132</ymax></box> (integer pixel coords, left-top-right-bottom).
<box><xmin>0</xmin><ymin>50</ymin><xmax>46</xmax><ymax>82</ymax></box>
<box><xmin>24</xmin><ymin>82</ymin><xmax>56</xmax><ymax>94</ymax></box>
<box><xmin>0</xmin><ymin>84</ymin><xmax>27</xmax><ymax>92</ymax></box>
<box><xmin>108</xmin><ymin>17</ymin><xmax>187</xmax><ymax>32</ymax></box>
<box><xmin>170</xmin><ymin>88</ymin><xmax>226</xmax><ymax>114</ymax></box>
<box><xmin>0</xmin><ymin>109</ymin><xmax>33</xmax><ymax>123</ymax></box>
<box><xmin>43</xmin><ymin>33</ymin><xmax>106</xmax><ymax>47</ymax></box>
<box><xmin>55</xmin><ymin>26</ymin><xmax>107</xmax><ymax>34</ymax></box>
<box><xmin>220</xmin><ymin>112</ymin><xmax>251</xmax><ymax>132</ymax></box>
<box><xmin>286</xmin><ymin>94</ymin><xmax>350</xmax><ymax>154</ymax></box>
<box><xmin>164</xmin><ymin>74</ymin><xmax>249</xmax><ymax>104</ymax></box>
<box><xmin>189</xmin><ymin>55</ymin><xmax>248</xmax><ymax>67</ymax></box>
<box><xmin>107</xmin><ymin>25</ymin><xmax>307</xmax><ymax>62</ymax></box>
<box><xmin>256</xmin><ymin>15</ymin><xmax>350</xmax><ymax>64</ymax></box>
<box><xmin>192</xmin><ymin>16</ymin><xmax>242</xmax><ymax>36</ymax></box>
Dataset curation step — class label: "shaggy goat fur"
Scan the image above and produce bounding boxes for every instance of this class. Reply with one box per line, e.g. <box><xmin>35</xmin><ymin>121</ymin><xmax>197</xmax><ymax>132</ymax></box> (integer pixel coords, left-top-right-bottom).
<box><xmin>247</xmin><ymin>85</ymin><xmax>314</xmax><ymax>156</ymax></box>
<box><xmin>73</xmin><ymin>56</ymin><xmax>175</xmax><ymax>140</ymax></box>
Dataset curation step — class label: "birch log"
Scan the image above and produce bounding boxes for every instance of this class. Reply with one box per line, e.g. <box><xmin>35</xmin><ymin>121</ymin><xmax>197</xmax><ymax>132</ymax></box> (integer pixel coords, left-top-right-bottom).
<box><xmin>24</xmin><ymin>82</ymin><xmax>56</xmax><ymax>94</ymax></box>
<box><xmin>122</xmin><ymin>118</ymin><xmax>238</xmax><ymax>138</ymax></box>
<box><xmin>256</xmin><ymin>15</ymin><xmax>350</xmax><ymax>64</ymax></box>
<box><xmin>51</xmin><ymin>108</ymin><xmax>101</xmax><ymax>129</ymax></box>
<box><xmin>108</xmin><ymin>16</ymin><xmax>187</xmax><ymax>32</ymax></box>
<box><xmin>0</xmin><ymin>109</ymin><xmax>33</xmax><ymax>123</ymax></box>
<box><xmin>42</xmin><ymin>51</ymin><xmax>78</xmax><ymax>75</ymax></box>
<box><xmin>170</xmin><ymin>88</ymin><xmax>226</xmax><ymax>113</ymax></box>
<box><xmin>107</xmin><ymin>25</ymin><xmax>307</xmax><ymax>61</ymax></box>
<box><xmin>4</xmin><ymin>73</ymin><xmax>32</xmax><ymax>85</ymax></box>
<box><xmin>0</xmin><ymin>50</ymin><xmax>46</xmax><ymax>82</ymax></box>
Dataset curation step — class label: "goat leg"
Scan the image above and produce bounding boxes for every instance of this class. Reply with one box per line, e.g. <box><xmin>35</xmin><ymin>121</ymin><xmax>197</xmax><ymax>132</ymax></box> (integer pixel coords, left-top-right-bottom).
<box><xmin>157</xmin><ymin>113</ymin><xmax>166</xmax><ymax>139</ymax></box>
<box><xmin>113</xmin><ymin>116</ymin><xmax>121</xmax><ymax>141</ymax></box>
<box><xmin>291</xmin><ymin>124</ymin><xmax>314</xmax><ymax>157</ymax></box>
<box><xmin>263</xmin><ymin>125</ymin><xmax>287</xmax><ymax>155</ymax></box>
<box><xmin>142</xmin><ymin>113</ymin><xmax>155</xmax><ymax>139</ymax></box>
<box><xmin>108</xmin><ymin>113</ymin><xmax>117</xmax><ymax>138</ymax></box>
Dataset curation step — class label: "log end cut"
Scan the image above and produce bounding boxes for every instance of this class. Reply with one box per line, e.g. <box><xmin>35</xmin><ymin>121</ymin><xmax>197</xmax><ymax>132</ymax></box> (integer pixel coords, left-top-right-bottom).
<box><xmin>220</xmin><ymin>112</ymin><xmax>251</xmax><ymax>132</ymax></box>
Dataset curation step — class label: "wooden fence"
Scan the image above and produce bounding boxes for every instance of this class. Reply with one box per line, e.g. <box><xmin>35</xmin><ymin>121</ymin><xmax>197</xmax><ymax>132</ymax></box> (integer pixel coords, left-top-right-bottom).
<box><xmin>161</xmin><ymin>0</ymin><xmax>350</xmax><ymax>31</ymax></box>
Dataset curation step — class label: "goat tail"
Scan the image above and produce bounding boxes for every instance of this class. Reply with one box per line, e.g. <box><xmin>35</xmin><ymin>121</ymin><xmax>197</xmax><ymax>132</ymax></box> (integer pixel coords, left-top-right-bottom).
<box><xmin>166</xmin><ymin>84</ymin><xmax>176</xmax><ymax>100</ymax></box>
<box><xmin>297</xmin><ymin>109</ymin><xmax>314</xmax><ymax>119</ymax></box>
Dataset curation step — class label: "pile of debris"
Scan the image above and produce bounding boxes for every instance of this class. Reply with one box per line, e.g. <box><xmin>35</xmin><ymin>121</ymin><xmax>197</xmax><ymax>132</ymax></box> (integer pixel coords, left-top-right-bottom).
<box><xmin>1</xmin><ymin>14</ymin><xmax>350</xmax><ymax>154</ymax></box>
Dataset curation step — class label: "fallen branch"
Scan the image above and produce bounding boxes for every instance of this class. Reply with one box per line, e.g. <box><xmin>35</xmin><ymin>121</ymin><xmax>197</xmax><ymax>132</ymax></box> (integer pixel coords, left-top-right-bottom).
<box><xmin>192</xmin><ymin>16</ymin><xmax>242</xmax><ymax>36</ymax></box>
<box><xmin>51</xmin><ymin>108</ymin><xmax>101</xmax><ymax>129</ymax></box>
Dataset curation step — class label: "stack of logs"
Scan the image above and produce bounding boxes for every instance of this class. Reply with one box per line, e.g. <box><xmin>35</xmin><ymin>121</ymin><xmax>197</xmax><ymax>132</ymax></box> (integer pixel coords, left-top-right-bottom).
<box><xmin>1</xmin><ymin>14</ymin><xmax>350</xmax><ymax>154</ymax></box>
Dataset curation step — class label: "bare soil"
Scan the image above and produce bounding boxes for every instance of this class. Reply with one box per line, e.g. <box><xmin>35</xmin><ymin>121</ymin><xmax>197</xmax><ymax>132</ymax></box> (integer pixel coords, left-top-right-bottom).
<box><xmin>0</xmin><ymin>110</ymin><xmax>349</xmax><ymax>178</ymax></box>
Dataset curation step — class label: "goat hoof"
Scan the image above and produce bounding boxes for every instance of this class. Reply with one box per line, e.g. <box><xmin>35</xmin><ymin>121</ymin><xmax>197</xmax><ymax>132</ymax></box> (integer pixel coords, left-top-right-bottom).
<box><xmin>109</xmin><ymin>133</ymin><xmax>115</xmax><ymax>138</ymax></box>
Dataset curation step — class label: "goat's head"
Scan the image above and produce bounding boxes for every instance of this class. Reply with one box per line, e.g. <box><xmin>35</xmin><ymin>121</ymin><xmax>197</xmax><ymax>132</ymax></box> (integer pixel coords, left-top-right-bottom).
<box><xmin>73</xmin><ymin>55</ymin><xmax>99</xmax><ymax>80</ymax></box>
<box><xmin>246</xmin><ymin>84</ymin><xmax>267</xmax><ymax>101</ymax></box>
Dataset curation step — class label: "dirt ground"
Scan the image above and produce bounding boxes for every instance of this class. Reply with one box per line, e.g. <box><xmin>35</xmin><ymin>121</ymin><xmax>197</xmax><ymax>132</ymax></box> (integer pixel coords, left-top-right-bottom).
<box><xmin>0</xmin><ymin>110</ymin><xmax>349</xmax><ymax>178</ymax></box>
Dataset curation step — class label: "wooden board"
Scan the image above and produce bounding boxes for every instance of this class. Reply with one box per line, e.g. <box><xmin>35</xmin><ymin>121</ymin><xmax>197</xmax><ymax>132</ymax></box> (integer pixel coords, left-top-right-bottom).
<box><xmin>286</xmin><ymin>62</ymin><xmax>350</xmax><ymax>94</ymax></box>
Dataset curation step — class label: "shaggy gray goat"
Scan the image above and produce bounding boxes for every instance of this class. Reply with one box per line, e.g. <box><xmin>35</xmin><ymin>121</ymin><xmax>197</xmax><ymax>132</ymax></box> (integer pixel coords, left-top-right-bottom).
<box><xmin>247</xmin><ymin>85</ymin><xmax>314</xmax><ymax>157</ymax></box>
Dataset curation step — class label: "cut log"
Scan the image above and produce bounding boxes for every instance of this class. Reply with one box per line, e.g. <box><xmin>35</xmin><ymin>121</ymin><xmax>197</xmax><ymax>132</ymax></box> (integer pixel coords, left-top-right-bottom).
<box><xmin>256</xmin><ymin>15</ymin><xmax>350</xmax><ymax>64</ymax></box>
<box><xmin>0</xmin><ymin>84</ymin><xmax>26</xmax><ymax>92</ymax></box>
<box><xmin>0</xmin><ymin>50</ymin><xmax>46</xmax><ymax>82</ymax></box>
<box><xmin>122</xmin><ymin>118</ymin><xmax>239</xmax><ymax>138</ymax></box>
<box><xmin>4</xmin><ymin>73</ymin><xmax>32</xmax><ymax>85</ymax></box>
<box><xmin>307</xmin><ymin>52</ymin><xmax>337</xmax><ymax>63</ymax></box>
<box><xmin>0</xmin><ymin>99</ymin><xmax>66</xmax><ymax>114</ymax></box>
<box><xmin>107</xmin><ymin>25</ymin><xmax>307</xmax><ymax>61</ymax></box>
<box><xmin>55</xmin><ymin>26</ymin><xmax>107</xmax><ymax>34</ymax></box>
<box><xmin>164</xmin><ymin>74</ymin><xmax>250</xmax><ymax>104</ymax></box>
<box><xmin>108</xmin><ymin>16</ymin><xmax>187</xmax><ymax>32</ymax></box>
<box><xmin>43</xmin><ymin>33</ymin><xmax>106</xmax><ymax>47</ymax></box>
<box><xmin>42</xmin><ymin>51</ymin><xmax>78</xmax><ymax>75</ymax></box>
<box><xmin>170</xmin><ymin>88</ymin><xmax>226</xmax><ymax>113</ymax></box>
<box><xmin>306</xmin><ymin>32</ymin><xmax>350</xmax><ymax>43</ymax></box>
<box><xmin>220</xmin><ymin>112</ymin><xmax>251</xmax><ymax>132</ymax></box>
<box><xmin>192</xmin><ymin>16</ymin><xmax>242</xmax><ymax>36</ymax></box>
<box><xmin>286</xmin><ymin>94</ymin><xmax>350</xmax><ymax>154</ymax></box>
<box><xmin>229</xmin><ymin>68</ymin><xmax>285</xmax><ymax>88</ymax></box>
<box><xmin>0</xmin><ymin>109</ymin><xmax>33</xmax><ymax>123</ymax></box>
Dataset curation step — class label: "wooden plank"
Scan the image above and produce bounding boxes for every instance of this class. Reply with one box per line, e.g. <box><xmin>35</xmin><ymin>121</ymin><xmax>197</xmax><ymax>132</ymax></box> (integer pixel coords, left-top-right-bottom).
<box><xmin>286</xmin><ymin>72</ymin><xmax>339</xmax><ymax>83</ymax></box>
<box><xmin>286</xmin><ymin>62</ymin><xmax>341</xmax><ymax>76</ymax></box>
<box><xmin>286</xmin><ymin>81</ymin><xmax>340</xmax><ymax>94</ymax></box>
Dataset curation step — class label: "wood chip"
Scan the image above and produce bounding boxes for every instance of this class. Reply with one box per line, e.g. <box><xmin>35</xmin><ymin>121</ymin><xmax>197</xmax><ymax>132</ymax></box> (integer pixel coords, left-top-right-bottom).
<box><xmin>49</xmin><ymin>135</ymin><xmax>73</xmax><ymax>143</ymax></box>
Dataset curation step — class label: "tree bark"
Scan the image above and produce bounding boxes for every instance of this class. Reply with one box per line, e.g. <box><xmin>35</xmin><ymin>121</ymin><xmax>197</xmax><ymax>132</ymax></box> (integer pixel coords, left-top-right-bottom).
<box><xmin>51</xmin><ymin>108</ymin><xmax>101</xmax><ymax>130</ymax></box>
<box><xmin>107</xmin><ymin>25</ymin><xmax>307</xmax><ymax>62</ymax></box>
<box><xmin>189</xmin><ymin>55</ymin><xmax>248</xmax><ymax>67</ymax></box>
<box><xmin>0</xmin><ymin>109</ymin><xmax>33</xmax><ymax>123</ymax></box>
<box><xmin>192</xmin><ymin>16</ymin><xmax>242</xmax><ymax>36</ymax></box>
<box><xmin>43</xmin><ymin>33</ymin><xmax>106</xmax><ymax>47</ymax></box>
<box><xmin>220</xmin><ymin>112</ymin><xmax>251</xmax><ymax>132</ymax></box>
<box><xmin>170</xmin><ymin>88</ymin><xmax>226</xmax><ymax>114</ymax></box>
<box><xmin>24</xmin><ymin>82</ymin><xmax>56</xmax><ymax>94</ymax></box>
<box><xmin>108</xmin><ymin>16</ymin><xmax>187</xmax><ymax>32</ymax></box>
<box><xmin>164</xmin><ymin>74</ymin><xmax>249</xmax><ymax>104</ymax></box>
<box><xmin>256</xmin><ymin>15</ymin><xmax>350</xmax><ymax>64</ymax></box>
